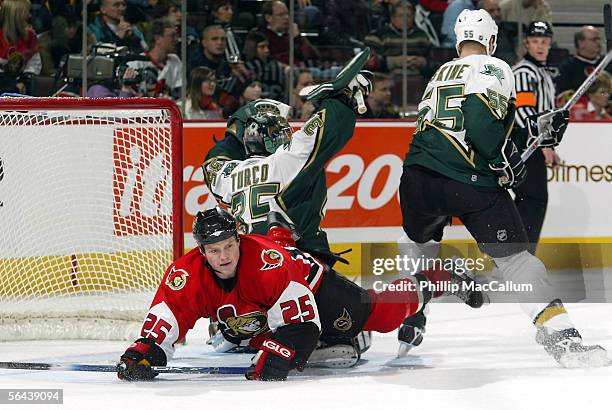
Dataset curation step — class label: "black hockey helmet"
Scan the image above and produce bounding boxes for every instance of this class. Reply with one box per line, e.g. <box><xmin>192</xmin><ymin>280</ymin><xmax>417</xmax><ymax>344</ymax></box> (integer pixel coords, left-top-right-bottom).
<box><xmin>525</xmin><ymin>21</ymin><xmax>553</xmax><ymax>38</ymax></box>
<box><xmin>193</xmin><ymin>207</ymin><xmax>238</xmax><ymax>251</ymax></box>
<box><xmin>243</xmin><ymin>111</ymin><xmax>291</xmax><ymax>156</ymax></box>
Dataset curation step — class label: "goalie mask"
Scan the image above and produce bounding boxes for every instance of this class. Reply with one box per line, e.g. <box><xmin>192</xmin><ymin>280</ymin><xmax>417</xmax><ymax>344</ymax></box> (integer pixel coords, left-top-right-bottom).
<box><xmin>193</xmin><ymin>207</ymin><xmax>238</xmax><ymax>252</ymax></box>
<box><xmin>243</xmin><ymin>112</ymin><xmax>292</xmax><ymax>156</ymax></box>
<box><xmin>454</xmin><ymin>9</ymin><xmax>498</xmax><ymax>56</ymax></box>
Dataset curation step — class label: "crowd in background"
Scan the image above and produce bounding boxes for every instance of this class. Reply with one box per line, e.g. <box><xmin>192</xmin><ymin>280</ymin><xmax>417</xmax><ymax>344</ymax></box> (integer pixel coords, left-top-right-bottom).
<box><xmin>0</xmin><ymin>0</ymin><xmax>609</xmax><ymax>120</ymax></box>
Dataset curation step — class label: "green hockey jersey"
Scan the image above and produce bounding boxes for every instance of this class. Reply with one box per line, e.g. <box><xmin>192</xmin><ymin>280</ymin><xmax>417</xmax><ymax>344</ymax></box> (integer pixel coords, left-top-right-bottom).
<box><xmin>405</xmin><ymin>54</ymin><xmax>517</xmax><ymax>187</ymax></box>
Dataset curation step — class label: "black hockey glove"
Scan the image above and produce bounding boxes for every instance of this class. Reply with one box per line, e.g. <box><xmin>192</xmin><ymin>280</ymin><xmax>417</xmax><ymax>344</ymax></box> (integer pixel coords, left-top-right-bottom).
<box><xmin>245</xmin><ymin>322</ymin><xmax>319</xmax><ymax>381</ymax></box>
<box><xmin>246</xmin><ymin>338</ymin><xmax>296</xmax><ymax>381</ymax></box>
<box><xmin>117</xmin><ymin>337</ymin><xmax>167</xmax><ymax>381</ymax></box>
<box><xmin>527</xmin><ymin>109</ymin><xmax>569</xmax><ymax>148</ymax></box>
<box><xmin>489</xmin><ymin>138</ymin><xmax>527</xmax><ymax>189</ymax></box>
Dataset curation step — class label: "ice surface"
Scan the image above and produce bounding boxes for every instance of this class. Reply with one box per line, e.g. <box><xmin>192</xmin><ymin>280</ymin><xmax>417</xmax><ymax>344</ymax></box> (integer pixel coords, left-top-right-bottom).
<box><xmin>1</xmin><ymin>302</ymin><xmax>610</xmax><ymax>410</ymax></box>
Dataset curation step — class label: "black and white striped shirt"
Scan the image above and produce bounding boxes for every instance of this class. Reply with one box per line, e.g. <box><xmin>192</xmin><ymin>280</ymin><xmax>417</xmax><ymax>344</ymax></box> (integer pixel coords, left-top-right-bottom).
<box><xmin>512</xmin><ymin>55</ymin><xmax>557</xmax><ymax>128</ymax></box>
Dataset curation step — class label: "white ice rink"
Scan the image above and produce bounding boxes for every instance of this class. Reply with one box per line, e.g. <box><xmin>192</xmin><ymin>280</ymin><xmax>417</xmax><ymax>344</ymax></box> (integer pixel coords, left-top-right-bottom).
<box><xmin>1</xmin><ymin>302</ymin><xmax>611</xmax><ymax>410</ymax></box>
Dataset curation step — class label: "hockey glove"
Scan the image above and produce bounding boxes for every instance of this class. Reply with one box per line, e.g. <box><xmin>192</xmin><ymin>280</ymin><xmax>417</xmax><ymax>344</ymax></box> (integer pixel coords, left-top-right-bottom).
<box><xmin>117</xmin><ymin>337</ymin><xmax>167</xmax><ymax>381</ymax></box>
<box><xmin>246</xmin><ymin>338</ymin><xmax>296</xmax><ymax>381</ymax></box>
<box><xmin>489</xmin><ymin>138</ymin><xmax>527</xmax><ymax>189</ymax></box>
<box><xmin>527</xmin><ymin>109</ymin><xmax>569</xmax><ymax>148</ymax></box>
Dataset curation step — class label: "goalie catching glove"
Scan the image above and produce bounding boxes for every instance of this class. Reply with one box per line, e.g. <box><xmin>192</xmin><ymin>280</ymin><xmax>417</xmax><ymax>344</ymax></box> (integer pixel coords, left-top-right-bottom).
<box><xmin>489</xmin><ymin>138</ymin><xmax>527</xmax><ymax>189</ymax></box>
<box><xmin>116</xmin><ymin>337</ymin><xmax>167</xmax><ymax>381</ymax></box>
<box><xmin>527</xmin><ymin>109</ymin><xmax>569</xmax><ymax>148</ymax></box>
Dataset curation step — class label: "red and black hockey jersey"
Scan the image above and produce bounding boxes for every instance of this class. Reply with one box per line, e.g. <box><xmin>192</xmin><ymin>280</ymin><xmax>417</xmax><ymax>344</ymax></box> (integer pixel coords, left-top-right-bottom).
<box><xmin>138</xmin><ymin>234</ymin><xmax>324</xmax><ymax>359</ymax></box>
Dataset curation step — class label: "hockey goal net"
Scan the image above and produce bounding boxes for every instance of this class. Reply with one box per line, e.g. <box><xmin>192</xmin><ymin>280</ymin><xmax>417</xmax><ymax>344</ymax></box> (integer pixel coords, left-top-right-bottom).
<box><xmin>0</xmin><ymin>98</ymin><xmax>183</xmax><ymax>341</ymax></box>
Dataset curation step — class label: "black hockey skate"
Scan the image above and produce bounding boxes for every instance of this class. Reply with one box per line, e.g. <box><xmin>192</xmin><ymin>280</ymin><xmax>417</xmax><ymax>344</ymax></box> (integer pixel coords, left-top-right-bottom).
<box><xmin>448</xmin><ymin>270</ymin><xmax>489</xmax><ymax>308</ymax></box>
<box><xmin>536</xmin><ymin>327</ymin><xmax>609</xmax><ymax>368</ymax></box>
<box><xmin>397</xmin><ymin>310</ymin><xmax>426</xmax><ymax>357</ymax></box>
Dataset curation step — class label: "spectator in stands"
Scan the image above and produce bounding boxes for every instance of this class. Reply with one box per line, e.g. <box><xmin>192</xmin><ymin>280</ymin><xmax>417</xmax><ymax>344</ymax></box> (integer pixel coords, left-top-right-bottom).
<box><xmin>569</xmin><ymin>72</ymin><xmax>612</xmax><ymax>121</ymax></box>
<box><xmin>0</xmin><ymin>0</ymin><xmax>42</xmax><ymax>94</ymax></box>
<box><xmin>556</xmin><ymin>26</ymin><xmax>611</xmax><ymax>102</ymax></box>
<box><xmin>365</xmin><ymin>2</ymin><xmax>431</xmax><ymax>76</ymax></box>
<box><xmin>88</xmin><ymin>0</ymin><xmax>147</xmax><ymax>53</ymax></box>
<box><xmin>295</xmin><ymin>0</ymin><xmax>324</xmax><ymax>32</ymax></box>
<box><xmin>243</xmin><ymin>30</ymin><xmax>287</xmax><ymax>102</ymax></box>
<box><xmin>125</xmin><ymin>19</ymin><xmax>182</xmax><ymax>99</ymax></box>
<box><xmin>256</xmin><ymin>0</ymin><xmax>319</xmax><ymax>65</ymax></box>
<box><xmin>39</xmin><ymin>12</ymin><xmax>96</xmax><ymax>77</ymax></box>
<box><xmin>418</xmin><ymin>0</ymin><xmax>449</xmax><ymax>38</ymax></box>
<box><xmin>188</xmin><ymin>24</ymin><xmax>251</xmax><ymax>115</ymax></box>
<box><xmin>238</xmin><ymin>80</ymin><xmax>263</xmax><ymax>106</ymax></box>
<box><xmin>291</xmin><ymin>68</ymin><xmax>316</xmax><ymax>119</ymax></box>
<box><xmin>321</xmin><ymin>0</ymin><xmax>371</xmax><ymax>45</ymax></box>
<box><xmin>362</xmin><ymin>72</ymin><xmax>400</xmax><ymax>118</ymax></box>
<box><xmin>150</xmin><ymin>0</ymin><xmax>199</xmax><ymax>58</ymax></box>
<box><xmin>478</xmin><ymin>0</ymin><xmax>518</xmax><ymax>65</ymax></box>
<box><xmin>499</xmin><ymin>0</ymin><xmax>551</xmax><ymax>27</ymax></box>
<box><xmin>441</xmin><ymin>0</ymin><xmax>476</xmax><ymax>48</ymax></box>
<box><xmin>184</xmin><ymin>66</ymin><xmax>224</xmax><ymax>119</ymax></box>
<box><xmin>207</xmin><ymin>0</ymin><xmax>234</xmax><ymax>28</ymax></box>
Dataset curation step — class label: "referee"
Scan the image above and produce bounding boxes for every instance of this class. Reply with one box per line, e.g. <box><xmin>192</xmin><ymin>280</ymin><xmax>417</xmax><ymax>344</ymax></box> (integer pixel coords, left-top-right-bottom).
<box><xmin>512</xmin><ymin>21</ymin><xmax>559</xmax><ymax>254</ymax></box>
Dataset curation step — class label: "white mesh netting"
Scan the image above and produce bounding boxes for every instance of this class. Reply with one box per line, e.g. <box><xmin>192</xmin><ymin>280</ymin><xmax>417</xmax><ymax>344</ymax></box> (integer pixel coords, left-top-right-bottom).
<box><xmin>0</xmin><ymin>100</ymin><xmax>182</xmax><ymax>341</ymax></box>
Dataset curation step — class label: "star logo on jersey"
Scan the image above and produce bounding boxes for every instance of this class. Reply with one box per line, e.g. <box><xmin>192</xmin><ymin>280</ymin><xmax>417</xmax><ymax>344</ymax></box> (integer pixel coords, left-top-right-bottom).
<box><xmin>261</xmin><ymin>249</ymin><xmax>284</xmax><ymax>270</ymax></box>
<box><xmin>221</xmin><ymin>162</ymin><xmax>237</xmax><ymax>177</ymax></box>
<box><xmin>217</xmin><ymin>304</ymin><xmax>269</xmax><ymax>339</ymax></box>
<box><xmin>165</xmin><ymin>266</ymin><xmax>189</xmax><ymax>290</ymax></box>
<box><xmin>480</xmin><ymin>64</ymin><xmax>505</xmax><ymax>85</ymax></box>
<box><xmin>333</xmin><ymin>308</ymin><xmax>353</xmax><ymax>332</ymax></box>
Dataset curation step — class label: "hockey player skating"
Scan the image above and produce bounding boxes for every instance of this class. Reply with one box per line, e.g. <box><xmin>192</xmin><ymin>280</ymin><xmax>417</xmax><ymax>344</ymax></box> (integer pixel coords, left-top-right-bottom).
<box><xmin>116</xmin><ymin>208</ymin><xmax>485</xmax><ymax>381</ymax></box>
<box><xmin>397</xmin><ymin>9</ymin><xmax>607</xmax><ymax>367</ymax></box>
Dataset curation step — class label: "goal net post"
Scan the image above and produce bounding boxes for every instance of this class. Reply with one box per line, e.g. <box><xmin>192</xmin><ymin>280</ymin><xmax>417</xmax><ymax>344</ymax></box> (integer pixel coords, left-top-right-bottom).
<box><xmin>0</xmin><ymin>97</ymin><xmax>184</xmax><ymax>341</ymax></box>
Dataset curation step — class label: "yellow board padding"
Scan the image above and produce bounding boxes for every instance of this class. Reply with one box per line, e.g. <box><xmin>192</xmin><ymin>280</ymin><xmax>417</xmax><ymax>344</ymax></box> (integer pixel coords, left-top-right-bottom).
<box><xmin>0</xmin><ymin>250</ymin><xmax>172</xmax><ymax>298</ymax></box>
<box><xmin>331</xmin><ymin>239</ymin><xmax>612</xmax><ymax>278</ymax></box>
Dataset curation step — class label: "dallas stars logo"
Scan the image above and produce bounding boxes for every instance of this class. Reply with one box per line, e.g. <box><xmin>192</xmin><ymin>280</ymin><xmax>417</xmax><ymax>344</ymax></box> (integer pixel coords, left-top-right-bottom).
<box><xmin>480</xmin><ymin>64</ymin><xmax>505</xmax><ymax>85</ymax></box>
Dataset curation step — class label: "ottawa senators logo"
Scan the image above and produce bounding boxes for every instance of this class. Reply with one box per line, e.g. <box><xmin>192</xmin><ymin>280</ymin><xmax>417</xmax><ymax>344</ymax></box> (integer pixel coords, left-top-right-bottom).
<box><xmin>217</xmin><ymin>305</ymin><xmax>269</xmax><ymax>339</ymax></box>
<box><xmin>165</xmin><ymin>266</ymin><xmax>189</xmax><ymax>290</ymax></box>
<box><xmin>333</xmin><ymin>308</ymin><xmax>353</xmax><ymax>332</ymax></box>
<box><xmin>261</xmin><ymin>249</ymin><xmax>283</xmax><ymax>270</ymax></box>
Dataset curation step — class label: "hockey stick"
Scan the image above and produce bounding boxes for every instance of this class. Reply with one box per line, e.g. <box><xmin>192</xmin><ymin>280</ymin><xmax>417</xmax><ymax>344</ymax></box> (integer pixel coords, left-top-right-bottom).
<box><xmin>521</xmin><ymin>4</ymin><xmax>612</xmax><ymax>162</ymax></box>
<box><xmin>0</xmin><ymin>361</ymin><xmax>249</xmax><ymax>375</ymax></box>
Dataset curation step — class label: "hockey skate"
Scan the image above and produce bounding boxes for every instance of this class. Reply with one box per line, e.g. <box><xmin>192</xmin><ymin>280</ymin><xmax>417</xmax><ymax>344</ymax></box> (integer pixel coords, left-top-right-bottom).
<box><xmin>536</xmin><ymin>327</ymin><xmax>609</xmax><ymax>368</ymax></box>
<box><xmin>397</xmin><ymin>310</ymin><xmax>426</xmax><ymax>357</ymax></box>
<box><xmin>448</xmin><ymin>269</ymin><xmax>489</xmax><ymax>308</ymax></box>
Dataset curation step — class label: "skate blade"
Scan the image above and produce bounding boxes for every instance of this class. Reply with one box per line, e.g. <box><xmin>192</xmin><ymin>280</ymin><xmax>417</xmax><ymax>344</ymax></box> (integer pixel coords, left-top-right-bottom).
<box><xmin>397</xmin><ymin>342</ymin><xmax>414</xmax><ymax>358</ymax></box>
<box><xmin>559</xmin><ymin>346</ymin><xmax>609</xmax><ymax>368</ymax></box>
<box><xmin>308</xmin><ymin>345</ymin><xmax>359</xmax><ymax>368</ymax></box>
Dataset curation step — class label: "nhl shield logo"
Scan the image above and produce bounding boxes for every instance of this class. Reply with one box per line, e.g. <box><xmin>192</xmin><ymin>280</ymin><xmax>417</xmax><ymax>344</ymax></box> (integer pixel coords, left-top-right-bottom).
<box><xmin>261</xmin><ymin>249</ymin><xmax>283</xmax><ymax>270</ymax></box>
<box><xmin>497</xmin><ymin>229</ymin><xmax>508</xmax><ymax>242</ymax></box>
<box><xmin>165</xmin><ymin>266</ymin><xmax>189</xmax><ymax>290</ymax></box>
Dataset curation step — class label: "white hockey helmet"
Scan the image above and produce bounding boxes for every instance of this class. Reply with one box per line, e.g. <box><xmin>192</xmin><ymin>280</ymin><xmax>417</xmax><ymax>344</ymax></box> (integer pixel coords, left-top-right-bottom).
<box><xmin>454</xmin><ymin>9</ymin><xmax>498</xmax><ymax>56</ymax></box>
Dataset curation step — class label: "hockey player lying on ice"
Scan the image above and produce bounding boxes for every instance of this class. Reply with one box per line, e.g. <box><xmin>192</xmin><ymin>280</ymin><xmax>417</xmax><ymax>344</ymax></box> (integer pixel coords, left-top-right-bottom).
<box><xmin>117</xmin><ymin>207</ymin><xmax>485</xmax><ymax>381</ymax></box>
